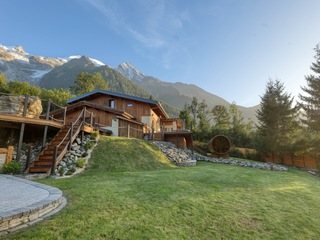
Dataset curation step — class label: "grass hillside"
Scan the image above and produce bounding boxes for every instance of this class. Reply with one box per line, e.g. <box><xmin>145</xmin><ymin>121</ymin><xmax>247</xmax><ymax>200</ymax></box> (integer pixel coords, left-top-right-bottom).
<box><xmin>89</xmin><ymin>137</ymin><xmax>175</xmax><ymax>172</ymax></box>
<box><xmin>7</xmin><ymin>137</ymin><xmax>320</xmax><ymax>239</ymax></box>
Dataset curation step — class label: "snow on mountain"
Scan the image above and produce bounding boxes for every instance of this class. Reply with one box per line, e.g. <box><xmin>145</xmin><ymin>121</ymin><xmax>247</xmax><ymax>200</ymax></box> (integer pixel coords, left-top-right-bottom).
<box><xmin>0</xmin><ymin>44</ymin><xmax>30</xmax><ymax>63</ymax></box>
<box><xmin>67</xmin><ymin>55</ymin><xmax>105</xmax><ymax>67</ymax></box>
<box><xmin>116</xmin><ymin>62</ymin><xmax>149</xmax><ymax>82</ymax></box>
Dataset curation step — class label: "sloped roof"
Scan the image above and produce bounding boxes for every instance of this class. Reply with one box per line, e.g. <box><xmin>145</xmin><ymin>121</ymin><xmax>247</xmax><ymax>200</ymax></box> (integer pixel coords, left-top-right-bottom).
<box><xmin>66</xmin><ymin>89</ymin><xmax>169</xmax><ymax>119</ymax></box>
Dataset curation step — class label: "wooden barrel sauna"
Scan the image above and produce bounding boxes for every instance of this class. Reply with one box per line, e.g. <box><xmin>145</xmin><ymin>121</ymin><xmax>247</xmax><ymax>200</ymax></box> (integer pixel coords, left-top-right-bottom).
<box><xmin>208</xmin><ymin>135</ymin><xmax>231</xmax><ymax>158</ymax></box>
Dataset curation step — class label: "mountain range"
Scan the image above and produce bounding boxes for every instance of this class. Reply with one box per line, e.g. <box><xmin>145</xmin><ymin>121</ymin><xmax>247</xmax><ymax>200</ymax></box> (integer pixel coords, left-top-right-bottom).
<box><xmin>0</xmin><ymin>44</ymin><xmax>259</xmax><ymax>122</ymax></box>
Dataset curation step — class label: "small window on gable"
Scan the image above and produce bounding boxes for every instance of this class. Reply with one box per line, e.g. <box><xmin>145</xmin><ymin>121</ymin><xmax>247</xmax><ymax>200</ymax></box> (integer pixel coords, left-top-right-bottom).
<box><xmin>127</xmin><ymin>103</ymin><xmax>133</xmax><ymax>107</ymax></box>
<box><xmin>109</xmin><ymin>99</ymin><xmax>115</xmax><ymax>108</ymax></box>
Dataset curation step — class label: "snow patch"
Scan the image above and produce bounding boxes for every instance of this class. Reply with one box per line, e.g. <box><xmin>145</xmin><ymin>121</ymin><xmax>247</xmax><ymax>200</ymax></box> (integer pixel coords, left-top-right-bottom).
<box><xmin>67</xmin><ymin>55</ymin><xmax>105</xmax><ymax>67</ymax></box>
<box><xmin>31</xmin><ymin>69</ymin><xmax>51</xmax><ymax>79</ymax></box>
<box><xmin>116</xmin><ymin>62</ymin><xmax>148</xmax><ymax>81</ymax></box>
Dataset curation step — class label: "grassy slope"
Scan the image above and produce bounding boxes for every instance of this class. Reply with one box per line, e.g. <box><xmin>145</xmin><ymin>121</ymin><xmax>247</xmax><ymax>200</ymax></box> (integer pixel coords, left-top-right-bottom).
<box><xmin>6</xmin><ymin>137</ymin><xmax>320</xmax><ymax>240</ymax></box>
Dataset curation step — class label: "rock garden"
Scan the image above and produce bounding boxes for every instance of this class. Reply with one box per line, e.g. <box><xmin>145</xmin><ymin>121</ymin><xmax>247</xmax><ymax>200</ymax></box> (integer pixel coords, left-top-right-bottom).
<box><xmin>152</xmin><ymin>141</ymin><xmax>288</xmax><ymax>171</ymax></box>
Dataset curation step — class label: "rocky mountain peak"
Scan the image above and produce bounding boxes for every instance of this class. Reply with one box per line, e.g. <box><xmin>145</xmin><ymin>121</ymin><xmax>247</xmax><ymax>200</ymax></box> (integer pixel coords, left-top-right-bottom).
<box><xmin>12</xmin><ymin>45</ymin><xmax>27</xmax><ymax>54</ymax></box>
<box><xmin>116</xmin><ymin>62</ymin><xmax>148</xmax><ymax>82</ymax></box>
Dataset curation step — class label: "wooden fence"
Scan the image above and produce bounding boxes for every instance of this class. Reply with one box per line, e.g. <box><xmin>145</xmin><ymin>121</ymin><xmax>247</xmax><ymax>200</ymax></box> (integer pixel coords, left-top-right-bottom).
<box><xmin>0</xmin><ymin>146</ymin><xmax>14</xmax><ymax>168</ymax></box>
<box><xmin>236</xmin><ymin>148</ymin><xmax>319</xmax><ymax>171</ymax></box>
<box><xmin>263</xmin><ymin>153</ymin><xmax>319</xmax><ymax>171</ymax></box>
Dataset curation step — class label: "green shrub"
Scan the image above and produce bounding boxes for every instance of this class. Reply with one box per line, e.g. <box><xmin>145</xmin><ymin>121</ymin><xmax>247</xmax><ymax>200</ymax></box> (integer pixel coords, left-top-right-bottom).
<box><xmin>59</xmin><ymin>166</ymin><xmax>65</xmax><ymax>176</ymax></box>
<box><xmin>65</xmin><ymin>167</ymin><xmax>76</xmax><ymax>175</ymax></box>
<box><xmin>1</xmin><ymin>161</ymin><xmax>22</xmax><ymax>174</ymax></box>
<box><xmin>85</xmin><ymin>141</ymin><xmax>95</xmax><ymax>151</ymax></box>
<box><xmin>76</xmin><ymin>158</ymin><xmax>85</xmax><ymax>168</ymax></box>
<box><xmin>229</xmin><ymin>147</ymin><xmax>245</xmax><ymax>158</ymax></box>
<box><xmin>91</xmin><ymin>131</ymin><xmax>99</xmax><ymax>139</ymax></box>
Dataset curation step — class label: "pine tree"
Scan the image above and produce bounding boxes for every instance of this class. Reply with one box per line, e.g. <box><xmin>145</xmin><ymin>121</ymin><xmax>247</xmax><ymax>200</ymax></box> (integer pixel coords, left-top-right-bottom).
<box><xmin>299</xmin><ymin>43</ymin><xmax>320</xmax><ymax>132</ymax></box>
<box><xmin>256</xmin><ymin>79</ymin><xmax>299</xmax><ymax>160</ymax></box>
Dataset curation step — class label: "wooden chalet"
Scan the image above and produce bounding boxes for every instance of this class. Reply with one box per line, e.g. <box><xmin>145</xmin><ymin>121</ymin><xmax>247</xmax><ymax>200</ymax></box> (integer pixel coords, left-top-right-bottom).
<box><xmin>0</xmin><ymin>90</ymin><xmax>192</xmax><ymax>174</ymax></box>
<box><xmin>54</xmin><ymin>90</ymin><xmax>193</xmax><ymax>148</ymax></box>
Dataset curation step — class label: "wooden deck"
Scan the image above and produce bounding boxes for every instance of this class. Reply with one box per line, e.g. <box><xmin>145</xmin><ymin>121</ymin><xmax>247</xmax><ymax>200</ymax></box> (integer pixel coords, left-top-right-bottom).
<box><xmin>0</xmin><ymin>114</ymin><xmax>64</xmax><ymax>129</ymax></box>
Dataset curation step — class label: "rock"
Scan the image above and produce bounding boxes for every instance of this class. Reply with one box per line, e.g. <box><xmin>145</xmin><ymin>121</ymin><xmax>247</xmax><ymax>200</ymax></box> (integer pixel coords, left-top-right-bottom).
<box><xmin>0</xmin><ymin>95</ymin><xmax>42</xmax><ymax>118</ymax></box>
<box><xmin>151</xmin><ymin>141</ymin><xmax>288</xmax><ymax>172</ymax></box>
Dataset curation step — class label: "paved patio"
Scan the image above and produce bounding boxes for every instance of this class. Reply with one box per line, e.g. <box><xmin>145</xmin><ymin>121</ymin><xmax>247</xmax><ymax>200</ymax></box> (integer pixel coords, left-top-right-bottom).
<box><xmin>0</xmin><ymin>174</ymin><xmax>66</xmax><ymax>236</ymax></box>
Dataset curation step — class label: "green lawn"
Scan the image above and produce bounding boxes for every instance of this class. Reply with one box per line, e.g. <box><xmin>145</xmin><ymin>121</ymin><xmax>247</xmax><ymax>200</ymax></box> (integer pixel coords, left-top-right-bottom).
<box><xmin>6</xmin><ymin>137</ymin><xmax>320</xmax><ymax>240</ymax></box>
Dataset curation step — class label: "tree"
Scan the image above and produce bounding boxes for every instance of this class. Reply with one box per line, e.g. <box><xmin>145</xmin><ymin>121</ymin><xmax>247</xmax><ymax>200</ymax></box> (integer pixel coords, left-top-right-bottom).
<box><xmin>70</xmin><ymin>72</ymin><xmax>108</xmax><ymax>95</ymax></box>
<box><xmin>179</xmin><ymin>104</ymin><xmax>192</xmax><ymax>129</ymax></box>
<box><xmin>211</xmin><ymin>105</ymin><xmax>230</xmax><ymax>130</ymax></box>
<box><xmin>7</xmin><ymin>81</ymin><xmax>41</xmax><ymax>96</ymax></box>
<box><xmin>229</xmin><ymin>103</ymin><xmax>245</xmax><ymax>133</ymax></box>
<box><xmin>41</xmin><ymin>88</ymin><xmax>75</xmax><ymax>106</ymax></box>
<box><xmin>0</xmin><ymin>72</ymin><xmax>8</xmax><ymax>92</ymax></box>
<box><xmin>299</xmin><ymin>43</ymin><xmax>320</xmax><ymax>132</ymax></box>
<box><xmin>188</xmin><ymin>97</ymin><xmax>198</xmax><ymax>129</ymax></box>
<box><xmin>197</xmin><ymin>100</ymin><xmax>210</xmax><ymax>131</ymax></box>
<box><xmin>256</xmin><ymin>79</ymin><xmax>299</xmax><ymax>161</ymax></box>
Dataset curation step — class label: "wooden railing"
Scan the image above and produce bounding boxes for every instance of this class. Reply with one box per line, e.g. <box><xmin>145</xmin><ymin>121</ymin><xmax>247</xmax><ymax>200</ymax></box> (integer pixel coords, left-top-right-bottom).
<box><xmin>50</xmin><ymin>107</ymin><xmax>94</xmax><ymax>174</ymax></box>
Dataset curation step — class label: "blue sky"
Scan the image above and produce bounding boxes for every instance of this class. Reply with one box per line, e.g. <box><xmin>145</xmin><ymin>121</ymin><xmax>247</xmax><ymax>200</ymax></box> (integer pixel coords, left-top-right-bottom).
<box><xmin>1</xmin><ymin>0</ymin><xmax>320</xmax><ymax>107</ymax></box>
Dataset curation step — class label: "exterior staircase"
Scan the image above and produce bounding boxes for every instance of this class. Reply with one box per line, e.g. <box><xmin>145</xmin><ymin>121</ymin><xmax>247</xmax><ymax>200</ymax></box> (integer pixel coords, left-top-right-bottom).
<box><xmin>28</xmin><ymin>125</ymin><xmax>71</xmax><ymax>173</ymax></box>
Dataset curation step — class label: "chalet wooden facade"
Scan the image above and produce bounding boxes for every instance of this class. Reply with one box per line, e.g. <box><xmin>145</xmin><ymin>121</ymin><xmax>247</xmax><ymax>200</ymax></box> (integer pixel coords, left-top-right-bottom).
<box><xmin>54</xmin><ymin>90</ymin><xmax>192</xmax><ymax>146</ymax></box>
<box><xmin>0</xmin><ymin>90</ymin><xmax>192</xmax><ymax>174</ymax></box>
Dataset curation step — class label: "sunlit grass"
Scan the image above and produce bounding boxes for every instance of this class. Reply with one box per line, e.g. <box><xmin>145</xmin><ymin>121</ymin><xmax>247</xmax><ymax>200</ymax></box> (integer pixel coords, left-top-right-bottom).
<box><xmin>6</xmin><ymin>137</ymin><xmax>320</xmax><ymax>240</ymax></box>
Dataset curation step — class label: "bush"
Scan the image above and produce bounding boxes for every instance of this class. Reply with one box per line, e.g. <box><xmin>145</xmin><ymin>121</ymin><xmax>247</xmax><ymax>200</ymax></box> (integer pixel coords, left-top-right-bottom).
<box><xmin>228</xmin><ymin>147</ymin><xmax>245</xmax><ymax>158</ymax></box>
<box><xmin>65</xmin><ymin>167</ymin><xmax>76</xmax><ymax>175</ymax></box>
<box><xmin>76</xmin><ymin>158</ymin><xmax>85</xmax><ymax>168</ymax></box>
<box><xmin>1</xmin><ymin>161</ymin><xmax>22</xmax><ymax>174</ymax></box>
<box><xmin>91</xmin><ymin>131</ymin><xmax>100</xmax><ymax>139</ymax></box>
<box><xmin>59</xmin><ymin>166</ymin><xmax>65</xmax><ymax>176</ymax></box>
<box><xmin>85</xmin><ymin>141</ymin><xmax>95</xmax><ymax>151</ymax></box>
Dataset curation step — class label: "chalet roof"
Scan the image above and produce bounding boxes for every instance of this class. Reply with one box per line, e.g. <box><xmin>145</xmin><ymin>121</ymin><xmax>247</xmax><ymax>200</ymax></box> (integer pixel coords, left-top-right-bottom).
<box><xmin>51</xmin><ymin>100</ymin><xmax>135</xmax><ymax>120</ymax></box>
<box><xmin>66</xmin><ymin>89</ymin><xmax>169</xmax><ymax>119</ymax></box>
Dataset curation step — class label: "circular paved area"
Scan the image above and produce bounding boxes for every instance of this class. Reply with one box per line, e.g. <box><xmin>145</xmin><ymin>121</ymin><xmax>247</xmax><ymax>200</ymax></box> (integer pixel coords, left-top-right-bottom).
<box><xmin>0</xmin><ymin>175</ymin><xmax>50</xmax><ymax>213</ymax></box>
<box><xmin>0</xmin><ymin>174</ymin><xmax>66</xmax><ymax>236</ymax></box>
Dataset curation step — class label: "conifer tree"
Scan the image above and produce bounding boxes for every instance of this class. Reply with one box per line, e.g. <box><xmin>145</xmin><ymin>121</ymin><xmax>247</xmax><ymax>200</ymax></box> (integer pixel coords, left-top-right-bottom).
<box><xmin>256</xmin><ymin>79</ymin><xmax>299</xmax><ymax>160</ymax></box>
<box><xmin>299</xmin><ymin>43</ymin><xmax>320</xmax><ymax>132</ymax></box>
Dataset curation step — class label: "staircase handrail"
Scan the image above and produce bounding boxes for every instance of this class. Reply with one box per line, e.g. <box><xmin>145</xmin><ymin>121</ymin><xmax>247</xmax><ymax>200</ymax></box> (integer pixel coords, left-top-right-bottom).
<box><xmin>51</xmin><ymin>108</ymin><xmax>87</xmax><ymax>174</ymax></box>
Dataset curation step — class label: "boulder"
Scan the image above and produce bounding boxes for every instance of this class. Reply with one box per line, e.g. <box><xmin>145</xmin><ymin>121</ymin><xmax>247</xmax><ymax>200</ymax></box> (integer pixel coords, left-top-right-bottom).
<box><xmin>0</xmin><ymin>95</ymin><xmax>42</xmax><ymax>118</ymax></box>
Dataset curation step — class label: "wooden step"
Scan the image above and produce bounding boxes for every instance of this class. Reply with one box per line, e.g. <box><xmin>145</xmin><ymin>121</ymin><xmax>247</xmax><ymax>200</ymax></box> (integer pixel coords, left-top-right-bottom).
<box><xmin>39</xmin><ymin>155</ymin><xmax>56</xmax><ymax>161</ymax></box>
<box><xmin>28</xmin><ymin>166</ymin><xmax>50</xmax><ymax>173</ymax></box>
<box><xmin>44</xmin><ymin>149</ymin><xmax>55</xmax><ymax>155</ymax></box>
<box><xmin>34</xmin><ymin>160</ymin><xmax>52</xmax><ymax>167</ymax></box>
<box><xmin>48</xmin><ymin>142</ymin><xmax>68</xmax><ymax>147</ymax></box>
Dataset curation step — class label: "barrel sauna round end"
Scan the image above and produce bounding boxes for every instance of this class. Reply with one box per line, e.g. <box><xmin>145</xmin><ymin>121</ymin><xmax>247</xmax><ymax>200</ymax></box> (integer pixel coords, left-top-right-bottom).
<box><xmin>208</xmin><ymin>135</ymin><xmax>231</xmax><ymax>158</ymax></box>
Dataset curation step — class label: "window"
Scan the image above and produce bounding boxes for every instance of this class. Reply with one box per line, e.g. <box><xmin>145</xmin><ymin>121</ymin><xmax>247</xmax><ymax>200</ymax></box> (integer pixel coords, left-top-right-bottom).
<box><xmin>109</xmin><ymin>99</ymin><xmax>114</xmax><ymax>108</ymax></box>
<box><xmin>127</xmin><ymin>103</ymin><xmax>133</xmax><ymax>107</ymax></box>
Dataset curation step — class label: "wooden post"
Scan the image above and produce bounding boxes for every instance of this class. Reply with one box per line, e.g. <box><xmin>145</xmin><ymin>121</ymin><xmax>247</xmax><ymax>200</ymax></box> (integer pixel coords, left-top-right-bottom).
<box><xmin>23</xmin><ymin>95</ymin><xmax>29</xmax><ymax>117</ymax></box>
<box><xmin>63</xmin><ymin>107</ymin><xmax>67</xmax><ymax>125</ymax></box>
<box><xmin>82</xmin><ymin>107</ymin><xmax>86</xmax><ymax>125</ymax></box>
<box><xmin>90</xmin><ymin>112</ymin><xmax>93</xmax><ymax>127</ymax></box>
<box><xmin>16</xmin><ymin>123</ymin><xmax>25</xmax><ymax>162</ymax></box>
<box><xmin>6</xmin><ymin>146</ymin><xmax>13</xmax><ymax>164</ymax></box>
<box><xmin>69</xmin><ymin>123</ymin><xmax>73</xmax><ymax>151</ymax></box>
<box><xmin>40</xmin><ymin>100</ymin><xmax>51</xmax><ymax>149</ymax></box>
<box><xmin>51</xmin><ymin>146</ymin><xmax>58</xmax><ymax>175</ymax></box>
<box><xmin>41</xmin><ymin>100</ymin><xmax>51</xmax><ymax>147</ymax></box>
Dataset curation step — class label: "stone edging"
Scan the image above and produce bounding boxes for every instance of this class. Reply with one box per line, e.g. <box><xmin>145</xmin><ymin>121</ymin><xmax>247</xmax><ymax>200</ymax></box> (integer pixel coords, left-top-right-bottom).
<box><xmin>0</xmin><ymin>175</ymin><xmax>65</xmax><ymax>237</ymax></box>
<box><xmin>152</xmin><ymin>141</ymin><xmax>288</xmax><ymax>171</ymax></box>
